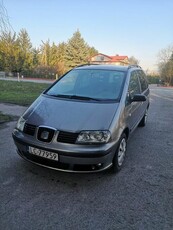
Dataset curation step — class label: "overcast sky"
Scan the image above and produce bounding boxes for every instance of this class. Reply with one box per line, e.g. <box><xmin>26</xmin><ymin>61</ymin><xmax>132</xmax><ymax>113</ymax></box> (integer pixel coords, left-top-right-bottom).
<box><xmin>4</xmin><ymin>0</ymin><xmax>173</xmax><ymax>71</ymax></box>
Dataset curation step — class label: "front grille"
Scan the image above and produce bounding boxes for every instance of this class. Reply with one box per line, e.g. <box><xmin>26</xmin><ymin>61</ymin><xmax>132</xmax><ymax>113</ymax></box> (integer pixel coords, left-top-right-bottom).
<box><xmin>23</xmin><ymin>124</ymin><xmax>79</xmax><ymax>144</ymax></box>
<box><xmin>23</xmin><ymin>123</ymin><xmax>36</xmax><ymax>136</ymax></box>
<box><xmin>57</xmin><ymin>131</ymin><xmax>79</xmax><ymax>144</ymax></box>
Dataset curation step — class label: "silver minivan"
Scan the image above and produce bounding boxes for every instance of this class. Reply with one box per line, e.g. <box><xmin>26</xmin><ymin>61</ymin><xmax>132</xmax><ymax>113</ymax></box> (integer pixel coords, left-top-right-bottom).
<box><xmin>12</xmin><ymin>65</ymin><xmax>149</xmax><ymax>173</ymax></box>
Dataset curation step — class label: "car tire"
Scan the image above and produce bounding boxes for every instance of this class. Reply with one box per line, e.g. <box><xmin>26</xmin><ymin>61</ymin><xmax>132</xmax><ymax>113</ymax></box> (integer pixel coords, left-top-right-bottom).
<box><xmin>112</xmin><ymin>133</ymin><xmax>127</xmax><ymax>173</ymax></box>
<box><xmin>139</xmin><ymin>108</ymin><xmax>148</xmax><ymax>127</ymax></box>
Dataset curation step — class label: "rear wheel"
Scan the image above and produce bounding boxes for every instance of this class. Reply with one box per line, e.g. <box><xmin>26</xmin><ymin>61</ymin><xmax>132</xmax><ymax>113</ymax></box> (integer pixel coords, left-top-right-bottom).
<box><xmin>139</xmin><ymin>108</ymin><xmax>148</xmax><ymax>127</ymax></box>
<box><xmin>112</xmin><ymin>133</ymin><xmax>127</xmax><ymax>173</ymax></box>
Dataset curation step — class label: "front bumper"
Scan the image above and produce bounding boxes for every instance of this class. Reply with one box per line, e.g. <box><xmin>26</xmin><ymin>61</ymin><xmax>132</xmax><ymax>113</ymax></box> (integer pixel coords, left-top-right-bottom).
<box><xmin>12</xmin><ymin>129</ymin><xmax>117</xmax><ymax>173</ymax></box>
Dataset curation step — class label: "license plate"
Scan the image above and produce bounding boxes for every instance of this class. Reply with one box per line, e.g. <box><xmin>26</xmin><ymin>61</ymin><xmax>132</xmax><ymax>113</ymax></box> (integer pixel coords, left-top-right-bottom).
<box><xmin>29</xmin><ymin>146</ymin><xmax>58</xmax><ymax>161</ymax></box>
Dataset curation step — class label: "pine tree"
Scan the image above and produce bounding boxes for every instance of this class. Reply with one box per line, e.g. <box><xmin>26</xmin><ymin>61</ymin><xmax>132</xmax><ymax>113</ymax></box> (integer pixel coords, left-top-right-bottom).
<box><xmin>17</xmin><ymin>28</ymin><xmax>33</xmax><ymax>72</ymax></box>
<box><xmin>87</xmin><ymin>46</ymin><xmax>98</xmax><ymax>59</ymax></box>
<box><xmin>56</xmin><ymin>42</ymin><xmax>67</xmax><ymax>75</ymax></box>
<box><xmin>49</xmin><ymin>42</ymin><xmax>58</xmax><ymax>66</ymax></box>
<box><xmin>65</xmin><ymin>30</ymin><xmax>89</xmax><ymax>69</ymax></box>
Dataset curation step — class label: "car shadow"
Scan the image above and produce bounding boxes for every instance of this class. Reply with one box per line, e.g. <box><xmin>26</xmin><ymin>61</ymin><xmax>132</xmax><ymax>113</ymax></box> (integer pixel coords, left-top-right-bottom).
<box><xmin>15</xmin><ymin>158</ymin><xmax>115</xmax><ymax>188</ymax></box>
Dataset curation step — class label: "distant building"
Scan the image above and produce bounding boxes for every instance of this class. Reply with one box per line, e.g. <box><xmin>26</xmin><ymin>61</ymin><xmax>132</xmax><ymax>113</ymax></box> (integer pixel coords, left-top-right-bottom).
<box><xmin>89</xmin><ymin>53</ymin><xmax>129</xmax><ymax>66</ymax></box>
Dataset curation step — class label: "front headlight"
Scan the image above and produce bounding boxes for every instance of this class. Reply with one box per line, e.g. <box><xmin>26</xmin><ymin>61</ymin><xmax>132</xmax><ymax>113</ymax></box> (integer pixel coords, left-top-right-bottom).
<box><xmin>76</xmin><ymin>131</ymin><xmax>111</xmax><ymax>144</ymax></box>
<box><xmin>16</xmin><ymin>116</ymin><xmax>26</xmax><ymax>132</ymax></box>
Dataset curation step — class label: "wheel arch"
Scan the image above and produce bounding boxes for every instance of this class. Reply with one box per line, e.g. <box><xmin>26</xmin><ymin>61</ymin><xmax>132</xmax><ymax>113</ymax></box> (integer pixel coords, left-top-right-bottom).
<box><xmin>123</xmin><ymin>127</ymin><xmax>130</xmax><ymax>140</ymax></box>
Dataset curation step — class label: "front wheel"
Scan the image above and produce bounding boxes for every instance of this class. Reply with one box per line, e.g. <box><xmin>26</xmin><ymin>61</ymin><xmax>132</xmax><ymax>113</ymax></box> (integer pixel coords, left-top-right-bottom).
<box><xmin>112</xmin><ymin>134</ymin><xmax>127</xmax><ymax>173</ymax></box>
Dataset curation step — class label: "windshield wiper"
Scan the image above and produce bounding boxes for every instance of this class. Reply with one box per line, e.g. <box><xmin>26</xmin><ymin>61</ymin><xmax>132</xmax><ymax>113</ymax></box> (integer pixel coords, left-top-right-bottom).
<box><xmin>47</xmin><ymin>94</ymin><xmax>119</xmax><ymax>102</ymax></box>
<box><xmin>47</xmin><ymin>94</ymin><xmax>72</xmax><ymax>98</ymax></box>
<box><xmin>47</xmin><ymin>94</ymin><xmax>101</xmax><ymax>101</ymax></box>
<box><xmin>70</xmin><ymin>95</ymin><xmax>101</xmax><ymax>101</ymax></box>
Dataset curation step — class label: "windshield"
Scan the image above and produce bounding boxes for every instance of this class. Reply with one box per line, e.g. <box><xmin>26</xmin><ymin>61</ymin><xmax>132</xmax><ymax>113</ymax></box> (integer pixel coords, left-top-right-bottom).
<box><xmin>46</xmin><ymin>69</ymin><xmax>126</xmax><ymax>101</ymax></box>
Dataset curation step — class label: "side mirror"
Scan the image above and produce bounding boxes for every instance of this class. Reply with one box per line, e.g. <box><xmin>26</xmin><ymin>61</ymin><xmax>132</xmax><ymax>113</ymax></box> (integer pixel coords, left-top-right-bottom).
<box><xmin>131</xmin><ymin>94</ymin><xmax>146</xmax><ymax>102</ymax></box>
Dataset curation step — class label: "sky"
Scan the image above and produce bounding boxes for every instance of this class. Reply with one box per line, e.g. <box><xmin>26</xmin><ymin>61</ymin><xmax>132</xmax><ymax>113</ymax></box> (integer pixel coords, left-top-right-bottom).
<box><xmin>4</xmin><ymin>0</ymin><xmax>173</xmax><ymax>71</ymax></box>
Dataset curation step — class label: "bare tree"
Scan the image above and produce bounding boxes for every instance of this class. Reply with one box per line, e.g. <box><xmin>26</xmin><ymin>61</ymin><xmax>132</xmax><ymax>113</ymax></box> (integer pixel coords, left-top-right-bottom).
<box><xmin>128</xmin><ymin>56</ymin><xmax>139</xmax><ymax>65</ymax></box>
<box><xmin>157</xmin><ymin>45</ymin><xmax>173</xmax><ymax>66</ymax></box>
<box><xmin>0</xmin><ymin>0</ymin><xmax>13</xmax><ymax>33</ymax></box>
<box><xmin>157</xmin><ymin>45</ymin><xmax>173</xmax><ymax>86</ymax></box>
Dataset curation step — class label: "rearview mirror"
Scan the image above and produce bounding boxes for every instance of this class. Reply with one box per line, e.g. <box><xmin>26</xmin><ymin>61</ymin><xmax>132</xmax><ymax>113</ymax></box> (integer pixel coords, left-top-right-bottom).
<box><xmin>131</xmin><ymin>94</ymin><xmax>146</xmax><ymax>102</ymax></box>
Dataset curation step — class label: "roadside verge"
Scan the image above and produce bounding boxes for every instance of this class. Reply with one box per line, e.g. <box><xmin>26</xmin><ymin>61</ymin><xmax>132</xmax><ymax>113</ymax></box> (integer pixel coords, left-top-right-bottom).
<box><xmin>0</xmin><ymin>103</ymin><xmax>27</xmax><ymax>125</ymax></box>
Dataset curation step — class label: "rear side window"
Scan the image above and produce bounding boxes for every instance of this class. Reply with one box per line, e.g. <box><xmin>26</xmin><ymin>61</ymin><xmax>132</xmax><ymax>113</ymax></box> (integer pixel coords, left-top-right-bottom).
<box><xmin>128</xmin><ymin>71</ymin><xmax>141</xmax><ymax>97</ymax></box>
<box><xmin>137</xmin><ymin>70</ymin><xmax>148</xmax><ymax>92</ymax></box>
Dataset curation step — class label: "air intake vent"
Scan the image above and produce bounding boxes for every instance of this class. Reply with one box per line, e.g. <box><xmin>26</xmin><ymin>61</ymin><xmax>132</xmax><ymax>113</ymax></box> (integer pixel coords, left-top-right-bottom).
<box><xmin>37</xmin><ymin>127</ymin><xmax>55</xmax><ymax>143</ymax></box>
<box><xmin>23</xmin><ymin>123</ymin><xmax>36</xmax><ymax>136</ymax></box>
<box><xmin>57</xmin><ymin>131</ymin><xmax>79</xmax><ymax>144</ymax></box>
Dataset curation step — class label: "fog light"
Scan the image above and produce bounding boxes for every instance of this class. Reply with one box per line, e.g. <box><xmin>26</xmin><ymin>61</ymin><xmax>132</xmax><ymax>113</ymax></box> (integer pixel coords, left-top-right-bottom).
<box><xmin>91</xmin><ymin>165</ymin><xmax>96</xmax><ymax>170</ymax></box>
<box><xmin>91</xmin><ymin>163</ymin><xmax>102</xmax><ymax>170</ymax></box>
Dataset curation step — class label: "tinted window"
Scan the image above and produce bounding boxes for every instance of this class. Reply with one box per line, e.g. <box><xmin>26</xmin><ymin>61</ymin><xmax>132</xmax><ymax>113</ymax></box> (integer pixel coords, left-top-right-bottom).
<box><xmin>46</xmin><ymin>69</ymin><xmax>126</xmax><ymax>101</ymax></box>
<box><xmin>128</xmin><ymin>71</ymin><xmax>141</xmax><ymax>97</ymax></box>
<box><xmin>137</xmin><ymin>70</ymin><xmax>148</xmax><ymax>92</ymax></box>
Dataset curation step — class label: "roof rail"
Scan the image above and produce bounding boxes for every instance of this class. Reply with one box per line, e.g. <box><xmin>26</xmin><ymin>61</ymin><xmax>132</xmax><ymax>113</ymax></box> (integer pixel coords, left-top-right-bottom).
<box><xmin>74</xmin><ymin>63</ymin><xmax>100</xmax><ymax>68</ymax></box>
<box><xmin>128</xmin><ymin>65</ymin><xmax>142</xmax><ymax>69</ymax></box>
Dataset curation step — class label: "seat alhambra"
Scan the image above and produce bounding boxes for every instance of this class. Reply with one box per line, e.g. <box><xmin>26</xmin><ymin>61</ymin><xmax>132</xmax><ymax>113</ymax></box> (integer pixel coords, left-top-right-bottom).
<box><xmin>12</xmin><ymin>64</ymin><xmax>149</xmax><ymax>173</ymax></box>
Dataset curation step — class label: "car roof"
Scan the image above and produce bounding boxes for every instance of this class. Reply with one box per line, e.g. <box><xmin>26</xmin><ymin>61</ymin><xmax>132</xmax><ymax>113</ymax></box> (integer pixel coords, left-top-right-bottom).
<box><xmin>74</xmin><ymin>64</ymin><xmax>141</xmax><ymax>72</ymax></box>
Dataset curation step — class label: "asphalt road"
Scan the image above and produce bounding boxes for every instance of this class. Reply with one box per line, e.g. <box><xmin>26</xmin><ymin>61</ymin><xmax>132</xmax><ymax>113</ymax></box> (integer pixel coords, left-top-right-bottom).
<box><xmin>0</xmin><ymin>86</ymin><xmax>173</xmax><ymax>230</ymax></box>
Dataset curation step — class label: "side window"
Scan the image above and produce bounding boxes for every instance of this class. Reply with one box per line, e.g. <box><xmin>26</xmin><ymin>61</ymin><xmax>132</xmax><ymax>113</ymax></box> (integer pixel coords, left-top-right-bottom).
<box><xmin>128</xmin><ymin>71</ymin><xmax>141</xmax><ymax>98</ymax></box>
<box><xmin>138</xmin><ymin>70</ymin><xmax>148</xmax><ymax>92</ymax></box>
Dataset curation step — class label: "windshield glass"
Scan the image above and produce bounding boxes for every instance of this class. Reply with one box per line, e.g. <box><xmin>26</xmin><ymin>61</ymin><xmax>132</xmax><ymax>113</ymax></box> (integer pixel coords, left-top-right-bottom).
<box><xmin>46</xmin><ymin>69</ymin><xmax>126</xmax><ymax>101</ymax></box>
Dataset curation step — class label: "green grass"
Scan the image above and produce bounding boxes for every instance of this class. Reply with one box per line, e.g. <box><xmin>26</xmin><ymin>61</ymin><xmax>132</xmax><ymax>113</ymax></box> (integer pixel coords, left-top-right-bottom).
<box><xmin>0</xmin><ymin>80</ymin><xmax>51</xmax><ymax>106</ymax></box>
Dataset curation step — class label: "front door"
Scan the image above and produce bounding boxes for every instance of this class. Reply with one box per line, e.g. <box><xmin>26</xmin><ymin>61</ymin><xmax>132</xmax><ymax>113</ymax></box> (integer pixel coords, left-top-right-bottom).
<box><xmin>125</xmin><ymin>71</ymin><xmax>142</xmax><ymax>132</ymax></box>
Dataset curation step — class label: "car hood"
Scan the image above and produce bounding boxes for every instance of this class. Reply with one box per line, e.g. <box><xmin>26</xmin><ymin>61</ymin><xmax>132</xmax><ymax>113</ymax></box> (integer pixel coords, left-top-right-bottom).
<box><xmin>23</xmin><ymin>95</ymin><xmax>119</xmax><ymax>132</ymax></box>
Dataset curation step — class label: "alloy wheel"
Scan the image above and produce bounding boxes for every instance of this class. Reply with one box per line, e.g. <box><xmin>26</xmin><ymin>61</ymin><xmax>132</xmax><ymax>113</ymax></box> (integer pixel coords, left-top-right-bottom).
<box><xmin>117</xmin><ymin>138</ymin><xmax>127</xmax><ymax>166</ymax></box>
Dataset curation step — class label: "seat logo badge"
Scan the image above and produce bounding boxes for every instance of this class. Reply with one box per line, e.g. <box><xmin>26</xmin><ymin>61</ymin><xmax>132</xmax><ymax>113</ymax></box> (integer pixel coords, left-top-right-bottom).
<box><xmin>41</xmin><ymin>131</ymin><xmax>49</xmax><ymax>140</ymax></box>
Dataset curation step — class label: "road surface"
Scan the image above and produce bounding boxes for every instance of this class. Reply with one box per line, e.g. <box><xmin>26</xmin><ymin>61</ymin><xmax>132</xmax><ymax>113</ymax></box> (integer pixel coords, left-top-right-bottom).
<box><xmin>0</xmin><ymin>86</ymin><xmax>173</xmax><ymax>230</ymax></box>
